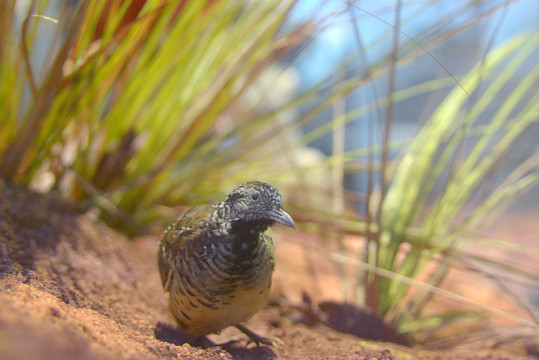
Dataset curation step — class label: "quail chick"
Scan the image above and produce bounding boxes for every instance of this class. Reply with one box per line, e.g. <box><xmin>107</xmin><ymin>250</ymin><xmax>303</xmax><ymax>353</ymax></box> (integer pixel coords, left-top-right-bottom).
<box><xmin>157</xmin><ymin>181</ymin><xmax>295</xmax><ymax>346</ymax></box>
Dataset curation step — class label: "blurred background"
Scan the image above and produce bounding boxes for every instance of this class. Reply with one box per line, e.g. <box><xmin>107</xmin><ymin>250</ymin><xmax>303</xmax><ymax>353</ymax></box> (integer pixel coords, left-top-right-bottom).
<box><xmin>1</xmin><ymin>0</ymin><xmax>538</xmax><ymax>346</ymax></box>
<box><xmin>290</xmin><ymin>1</ymin><xmax>539</xmax><ymax>205</ymax></box>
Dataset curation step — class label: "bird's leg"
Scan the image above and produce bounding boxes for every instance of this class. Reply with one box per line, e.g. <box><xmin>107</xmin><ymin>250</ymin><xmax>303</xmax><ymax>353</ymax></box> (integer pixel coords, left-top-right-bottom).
<box><xmin>235</xmin><ymin>324</ymin><xmax>283</xmax><ymax>347</ymax></box>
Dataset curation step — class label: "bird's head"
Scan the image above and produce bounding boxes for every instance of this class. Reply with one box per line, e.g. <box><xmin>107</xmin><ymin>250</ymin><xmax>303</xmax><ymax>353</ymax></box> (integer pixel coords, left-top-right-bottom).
<box><xmin>224</xmin><ymin>181</ymin><xmax>295</xmax><ymax>231</ymax></box>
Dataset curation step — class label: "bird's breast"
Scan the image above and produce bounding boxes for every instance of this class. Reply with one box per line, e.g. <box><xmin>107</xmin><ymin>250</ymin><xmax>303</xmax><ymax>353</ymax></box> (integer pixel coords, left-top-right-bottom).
<box><xmin>168</xmin><ymin>232</ymin><xmax>275</xmax><ymax>336</ymax></box>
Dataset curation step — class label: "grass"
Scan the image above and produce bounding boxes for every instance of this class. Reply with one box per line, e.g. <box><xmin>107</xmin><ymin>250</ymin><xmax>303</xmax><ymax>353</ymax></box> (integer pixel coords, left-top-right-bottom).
<box><xmin>1</xmin><ymin>0</ymin><xmax>537</xmax><ymax>343</ymax></box>
<box><xmin>374</xmin><ymin>33</ymin><xmax>539</xmax><ymax>323</ymax></box>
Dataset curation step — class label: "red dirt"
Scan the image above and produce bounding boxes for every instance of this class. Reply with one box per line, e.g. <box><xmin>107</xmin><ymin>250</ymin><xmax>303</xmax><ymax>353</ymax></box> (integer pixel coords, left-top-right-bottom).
<box><xmin>0</xmin><ymin>182</ymin><xmax>535</xmax><ymax>359</ymax></box>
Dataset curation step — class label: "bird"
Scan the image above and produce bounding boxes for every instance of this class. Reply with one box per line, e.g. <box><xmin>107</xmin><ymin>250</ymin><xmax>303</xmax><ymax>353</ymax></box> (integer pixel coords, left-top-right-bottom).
<box><xmin>157</xmin><ymin>181</ymin><xmax>295</xmax><ymax>347</ymax></box>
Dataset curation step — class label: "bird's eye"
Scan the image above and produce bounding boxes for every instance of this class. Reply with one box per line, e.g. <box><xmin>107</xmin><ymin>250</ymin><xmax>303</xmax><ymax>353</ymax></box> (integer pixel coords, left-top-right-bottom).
<box><xmin>251</xmin><ymin>192</ymin><xmax>260</xmax><ymax>201</ymax></box>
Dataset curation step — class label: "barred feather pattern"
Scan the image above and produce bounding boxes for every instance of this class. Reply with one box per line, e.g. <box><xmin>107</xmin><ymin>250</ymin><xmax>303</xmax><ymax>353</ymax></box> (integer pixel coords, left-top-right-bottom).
<box><xmin>157</xmin><ymin>182</ymin><xmax>289</xmax><ymax>336</ymax></box>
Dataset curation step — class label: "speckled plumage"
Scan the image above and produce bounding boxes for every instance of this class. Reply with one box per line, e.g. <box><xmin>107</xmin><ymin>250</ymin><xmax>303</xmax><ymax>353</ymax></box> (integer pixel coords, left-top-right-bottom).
<box><xmin>157</xmin><ymin>182</ymin><xmax>294</xmax><ymax>345</ymax></box>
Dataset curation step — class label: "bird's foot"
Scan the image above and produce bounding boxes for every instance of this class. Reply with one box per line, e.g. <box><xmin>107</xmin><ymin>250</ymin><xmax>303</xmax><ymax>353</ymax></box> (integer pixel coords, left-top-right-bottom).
<box><xmin>235</xmin><ymin>324</ymin><xmax>283</xmax><ymax>347</ymax></box>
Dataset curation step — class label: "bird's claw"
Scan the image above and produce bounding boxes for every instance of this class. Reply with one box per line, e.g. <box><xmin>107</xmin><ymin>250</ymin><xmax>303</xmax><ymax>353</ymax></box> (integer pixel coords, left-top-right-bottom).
<box><xmin>246</xmin><ymin>335</ymin><xmax>284</xmax><ymax>348</ymax></box>
<box><xmin>236</xmin><ymin>324</ymin><xmax>283</xmax><ymax>348</ymax></box>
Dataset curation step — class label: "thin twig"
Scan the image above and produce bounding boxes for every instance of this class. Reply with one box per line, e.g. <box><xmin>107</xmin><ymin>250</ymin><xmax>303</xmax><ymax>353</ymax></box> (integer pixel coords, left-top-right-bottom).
<box><xmin>348</xmin><ymin>2</ymin><xmax>471</xmax><ymax>98</ymax></box>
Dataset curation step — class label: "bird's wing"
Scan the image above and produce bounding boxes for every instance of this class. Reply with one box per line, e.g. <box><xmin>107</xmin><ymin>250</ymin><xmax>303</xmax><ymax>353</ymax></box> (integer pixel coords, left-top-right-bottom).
<box><xmin>157</xmin><ymin>204</ymin><xmax>216</xmax><ymax>291</ymax></box>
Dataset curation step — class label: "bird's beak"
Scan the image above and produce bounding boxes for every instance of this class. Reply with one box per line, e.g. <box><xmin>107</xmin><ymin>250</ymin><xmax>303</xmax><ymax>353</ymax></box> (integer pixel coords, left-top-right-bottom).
<box><xmin>267</xmin><ymin>209</ymin><xmax>295</xmax><ymax>230</ymax></box>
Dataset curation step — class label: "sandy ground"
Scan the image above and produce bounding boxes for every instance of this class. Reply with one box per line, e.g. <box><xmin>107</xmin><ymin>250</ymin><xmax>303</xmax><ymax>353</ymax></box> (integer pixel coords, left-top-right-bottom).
<box><xmin>0</xmin><ymin>182</ymin><xmax>536</xmax><ymax>359</ymax></box>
